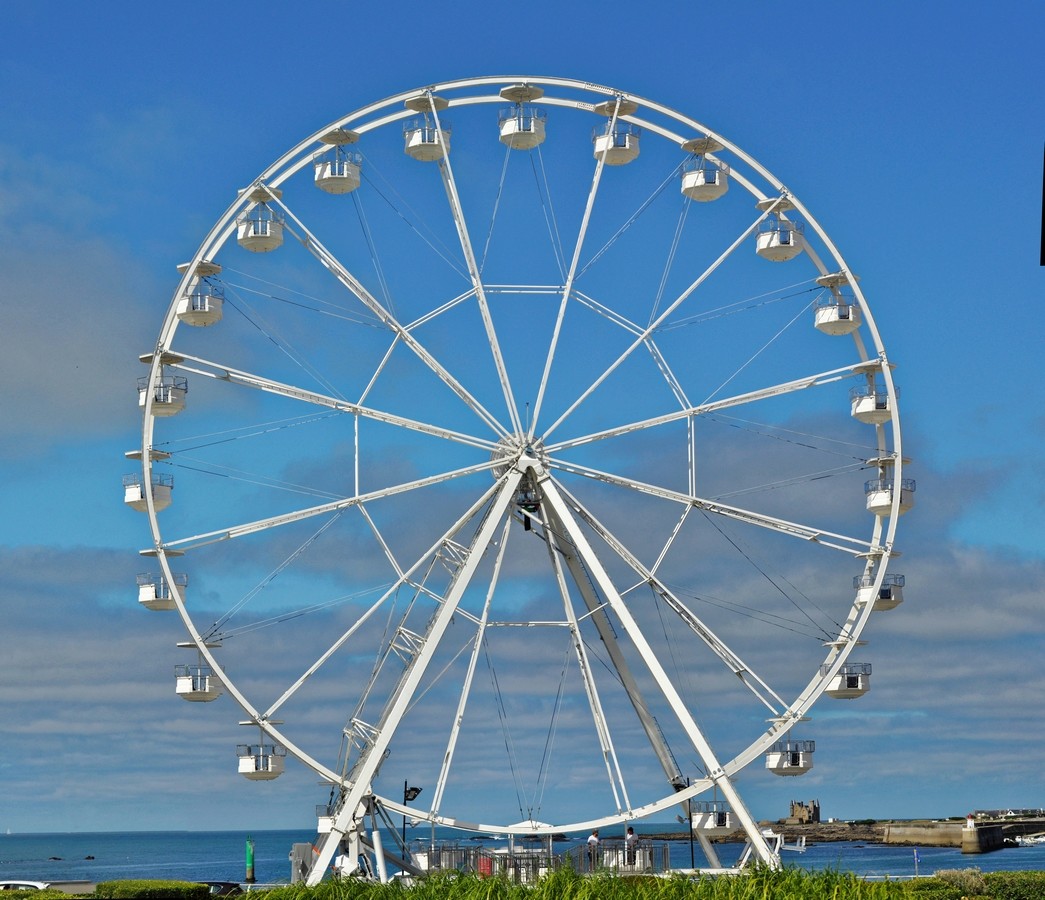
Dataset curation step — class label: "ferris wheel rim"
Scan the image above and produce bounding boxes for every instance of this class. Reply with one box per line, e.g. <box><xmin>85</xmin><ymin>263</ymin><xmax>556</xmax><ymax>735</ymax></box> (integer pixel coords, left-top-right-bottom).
<box><xmin>137</xmin><ymin>74</ymin><xmax>906</xmax><ymax>843</ymax></box>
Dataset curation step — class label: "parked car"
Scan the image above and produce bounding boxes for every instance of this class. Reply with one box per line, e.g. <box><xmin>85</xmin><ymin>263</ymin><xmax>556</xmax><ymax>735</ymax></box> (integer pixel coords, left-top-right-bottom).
<box><xmin>0</xmin><ymin>882</ymin><xmax>49</xmax><ymax>891</ymax></box>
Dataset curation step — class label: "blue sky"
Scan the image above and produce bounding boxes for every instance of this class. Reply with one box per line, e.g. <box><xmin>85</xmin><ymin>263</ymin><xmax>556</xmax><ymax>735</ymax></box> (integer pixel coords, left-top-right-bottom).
<box><xmin>1</xmin><ymin>1</ymin><xmax>1043</xmax><ymax>838</ymax></box>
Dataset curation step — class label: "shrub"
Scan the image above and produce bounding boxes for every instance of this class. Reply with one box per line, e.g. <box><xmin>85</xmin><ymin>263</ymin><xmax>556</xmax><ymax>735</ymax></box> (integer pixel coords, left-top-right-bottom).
<box><xmin>984</xmin><ymin>870</ymin><xmax>1045</xmax><ymax>900</ymax></box>
<box><xmin>94</xmin><ymin>880</ymin><xmax>211</xmax><ymax>899</ymax></box>
<box><xmin>905</xmin><ymin>876</ymin><xmax>972</xmax><ymax>900</ymax></box>
<box><xmin>931</xmin><ymin>868</ymin><xmax>987</xmax><ymax>895</ymax></box>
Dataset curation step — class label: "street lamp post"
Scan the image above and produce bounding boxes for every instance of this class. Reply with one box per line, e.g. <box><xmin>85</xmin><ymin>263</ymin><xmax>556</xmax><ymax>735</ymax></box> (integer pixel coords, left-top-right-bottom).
<box><xmin>402</xmin><ymin>781</ymin><xmax>422</xmax><ymax>850</ymax></box>
<box><xmin>688</xmin><ymin>777</ymin><xmax>695</xmax><ymax>869</ymax></box>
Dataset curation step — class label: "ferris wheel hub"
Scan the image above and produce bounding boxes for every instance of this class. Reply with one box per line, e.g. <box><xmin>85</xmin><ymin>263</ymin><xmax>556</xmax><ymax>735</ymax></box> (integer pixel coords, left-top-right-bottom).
<box><xmin>490</xmin><ymin>434</ymin><xmax>547</xmax><ymax>479</ymax></box>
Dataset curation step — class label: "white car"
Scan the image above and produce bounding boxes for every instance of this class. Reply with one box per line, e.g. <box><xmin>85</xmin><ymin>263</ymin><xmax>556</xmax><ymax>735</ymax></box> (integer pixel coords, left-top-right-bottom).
<box><xmin>0</xmin><ymin>882</ymin><xmax>49</xmax><ymax>891</ymax></box>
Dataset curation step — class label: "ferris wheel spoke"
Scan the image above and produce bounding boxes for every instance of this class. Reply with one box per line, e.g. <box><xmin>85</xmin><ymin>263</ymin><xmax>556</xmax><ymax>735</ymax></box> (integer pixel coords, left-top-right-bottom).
<box><xmin>545</xmin><ymin>359</ymin><xmax>882</xmax><ymax>456</ymax></box>
<box><xmin>552</xmin><ymin>478</ymin><xmax>789</xmax><ymax>716</ymax></box>
<box><xmin>540</xmin><ymin>208</ymin><xmax>772</xmax><ymax>442</ymax></box>
<box><xmin>262</xmin><ymin>582</ymin><xmax>402</xmax><ymax>720</ymax></box>
<box><xmin>529</xmin><ymin>100</ymin><xmax>623</xmax><ymax>437</ymax></box>
<box><xmin>548</xmin><ymin>457</ymin><xmax>875</xmax><ymax>556</ymax></box>
<box><xmin>354</xmin><ymin>503</ymin><xmax>409</xmax><ymax>581</ymax></box>
<box><xmin>312</xmin><ymin>470</ymin><xmax>523</xmax><ymax>879</ymax></box>
<box><xmin>535</xmin><ymin>477</ymin><xmax>770</xmax><ymax>847</ymax></box>
<box><xmin>271</xmin><ymin>196</ymin><xmax>511</xmax><ymax>440</ymax></box>
<box><xmin>161</xmin><ymin>349</ymin><xmax>497</xmax><ymax>453</ymax></box>
<box><xmin>428</xmin><ymin>516</ymin><xmax>512</xmax><ymax>818</ymax></box>
<box><xmin>425</xmin><ymin>100</ymin><xmax>524</xmax><ymax>436</ymax></box>
<box><xmin>262</xmin><ymin>477</ymin><xmax>515</xmax><ymax>722</ymax></box>
<box><xmin>542</xmin><ymin>509</ymin><xmax>631</xmax><ymax>812</ymax></box>
<box><xmin>569</xmin><ymin>291</ymin><xmax>694</xmax><ymax>408</ymax></box>
<box><xmin>152</xmin><ymin>457</ymin><xmax>501</xmax><ymax>553</ymax></box>
<box><xmin>545</xmin><ymin>515</ymin><xmax>687</xmax><ymax>792</ymax></box>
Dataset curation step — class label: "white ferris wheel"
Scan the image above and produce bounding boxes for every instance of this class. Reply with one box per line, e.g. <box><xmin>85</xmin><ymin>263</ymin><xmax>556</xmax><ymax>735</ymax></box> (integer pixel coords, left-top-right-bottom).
<box><xmin>128</xmin><ymin>76</ymin><xmax>911</xmax><ymax>882</ymax></box>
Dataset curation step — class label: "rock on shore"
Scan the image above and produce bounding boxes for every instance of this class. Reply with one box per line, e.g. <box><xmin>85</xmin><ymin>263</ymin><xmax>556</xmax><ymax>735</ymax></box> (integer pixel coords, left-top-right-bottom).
<box><xmin>763</xmin><ymin>822</ymin><xmax>885</xmax><ymax>843</ymax></box>
<box><xmin>648</xmin><ymin>822</ymin><xmax>885</xmax><ymax>844</ymax></box>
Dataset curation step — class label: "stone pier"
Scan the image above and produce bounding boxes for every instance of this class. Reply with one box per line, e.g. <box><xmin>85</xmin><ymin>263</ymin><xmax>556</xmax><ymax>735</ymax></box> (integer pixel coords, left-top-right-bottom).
<box><xmin>961</xmin><ymin>824</ymin><xmax>1005</xmax><ymax>853</ymax></box>
<box><xmin>881</xmin><ymin>820</ymin><xmax>1004</xmax><ymax>852</ymax></box>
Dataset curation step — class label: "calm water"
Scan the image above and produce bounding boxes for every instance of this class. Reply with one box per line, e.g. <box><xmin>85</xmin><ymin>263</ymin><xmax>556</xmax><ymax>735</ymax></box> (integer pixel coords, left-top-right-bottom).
<box><xmin>0</xmin><ymin>831</ymin><xmax>314</xmax><ymax>886</ymax></box>
<box><xmin>2</xmin><ymin>828</ymin><xmax>1043</xmax><ymax>886</ymax></box>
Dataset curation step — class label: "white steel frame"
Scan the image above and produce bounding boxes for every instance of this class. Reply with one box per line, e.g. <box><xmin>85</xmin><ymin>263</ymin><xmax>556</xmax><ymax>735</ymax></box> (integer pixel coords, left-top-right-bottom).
<box><xmin>135</xmin><ymin>76</ymin><xmax>905</xmax><ymax>884</ymax></box>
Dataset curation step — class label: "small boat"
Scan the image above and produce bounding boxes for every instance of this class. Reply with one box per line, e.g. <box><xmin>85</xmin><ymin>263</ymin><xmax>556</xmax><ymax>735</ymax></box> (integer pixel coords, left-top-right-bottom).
<box><xmin>1015</xmin><ymin>833</ymin><xmax>1045</xmax><ymax>846</ymax></box>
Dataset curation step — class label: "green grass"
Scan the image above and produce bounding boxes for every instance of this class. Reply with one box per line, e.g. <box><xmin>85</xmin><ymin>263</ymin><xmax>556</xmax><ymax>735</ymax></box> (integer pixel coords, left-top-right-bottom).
<box><xmin>235</xmin><ymin>867</ymin><xmax>1045</xmax><ymax>900</ymax></box>
<box><xmin>28</xmin><ymin>869</ymin><xmax>1045</xmax><ymax>900</ymax></box>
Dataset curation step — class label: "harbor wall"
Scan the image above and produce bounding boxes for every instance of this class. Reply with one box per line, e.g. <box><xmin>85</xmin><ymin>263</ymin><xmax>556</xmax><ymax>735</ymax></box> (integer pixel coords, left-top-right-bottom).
<box><xmin>882</xmin><ymin>822</ymin><xmax>1005</xmax><ymax>852</ymax></box>
<box><xmin>883</xmin><ymin>822</ymin><xmax>962</xmax><ymax>847</ymax></box>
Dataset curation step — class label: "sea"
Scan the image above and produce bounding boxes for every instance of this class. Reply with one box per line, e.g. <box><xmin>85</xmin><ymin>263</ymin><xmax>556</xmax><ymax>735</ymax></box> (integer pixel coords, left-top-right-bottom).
<box><xmin>2</xmin><ymin>827</ymin><xmax>1043</xmax><ymax>887</ymax></box>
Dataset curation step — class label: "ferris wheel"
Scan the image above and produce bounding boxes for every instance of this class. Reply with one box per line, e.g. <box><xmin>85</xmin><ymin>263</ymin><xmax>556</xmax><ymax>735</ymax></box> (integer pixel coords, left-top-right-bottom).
<box><xmin>128</xmin><ymin>76</ymin><xmax>911</xmax><ymax>882</ymax></box>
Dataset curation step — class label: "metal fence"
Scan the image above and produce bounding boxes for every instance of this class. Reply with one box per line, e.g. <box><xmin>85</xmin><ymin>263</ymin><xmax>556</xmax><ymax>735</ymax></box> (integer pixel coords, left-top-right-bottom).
<box><xmin>407</xmin><ymin>838</ymin><xmax>669</xmax><ymax>882</ymax></box>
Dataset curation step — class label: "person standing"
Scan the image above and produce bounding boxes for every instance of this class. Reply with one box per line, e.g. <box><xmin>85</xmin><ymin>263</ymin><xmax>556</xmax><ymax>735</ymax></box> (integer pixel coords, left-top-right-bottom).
<box><xmin>625</xmin><ymin>826</ymin><xmax>637</xmax><ymax>866</ymax></box>
<box><xmin>586</xmin><ymin>829</ymin><xmax>599</xmax><ymax>871</ymax></box>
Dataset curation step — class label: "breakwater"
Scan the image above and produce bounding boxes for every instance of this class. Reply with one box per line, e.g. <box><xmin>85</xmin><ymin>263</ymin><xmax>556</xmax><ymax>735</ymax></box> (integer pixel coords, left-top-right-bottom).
<box><xmin>882</xmin><ymin>822</ymin><xmax>962</xmax><ymax>848</ymax></box>
<box><xmin>703</xmin><ymin>820</ymin><xmax>1018</xmax><ymax>852</ymax></box>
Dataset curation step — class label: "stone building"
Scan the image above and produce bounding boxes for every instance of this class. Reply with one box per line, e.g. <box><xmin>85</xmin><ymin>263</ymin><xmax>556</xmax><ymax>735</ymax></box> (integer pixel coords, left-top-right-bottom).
<box><xmin>786</xmin><ymin>799</ymin><xmax>820</xmax><ymax>824</ymax></box>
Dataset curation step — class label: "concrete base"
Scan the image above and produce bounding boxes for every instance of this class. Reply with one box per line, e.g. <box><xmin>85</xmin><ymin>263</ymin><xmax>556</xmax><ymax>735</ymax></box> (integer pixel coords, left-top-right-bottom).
<box><xmin>961</xmin><ymin>825</ymin><xmax>1005</xmax><ymax>854</ymax></box>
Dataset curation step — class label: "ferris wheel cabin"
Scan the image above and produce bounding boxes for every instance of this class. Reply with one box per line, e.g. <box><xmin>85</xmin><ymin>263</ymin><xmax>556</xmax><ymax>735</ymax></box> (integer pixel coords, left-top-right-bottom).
<box><xmin>498</xmin><ymin>106</ymin><xmax>547</xmax><ymax>150</ymax></box>
<box><xmin>690</xmin><ymin>801</ymin><xmax>733</xmax><ymax>831</ymax></box>
<box><xmin>403</xmin><ymin>93</ymin><xmax>451</xmax><ymax>162</ymax></box>
<box><xmin>123</xmin><ymin>473</ymin><xmax>173</xmax><ymax>512</ymax></box>
<box><xmin>754</xmin><ymin>197</ymin><xmax>804</xmax><ymax>261</ymax></box>
<box><xmin>765</xmin><ymin>739</ymin><xmax>815</xmax><ymax>776</ymax></box>
<box><xmin>314</xmin><ymin>127</ymin><xmax>363</xmax><ymax>194</ymax></box>
<box><xmin>855</xmin><ymin>573</ymin><xmax>906</xmax><ymax>610</ymax></box>
<box><xmin>495</xmin><ymin>83</ymin><xmax>548</xmax><ymax>151</ymax></box>
<box><xmin>314</xmin><ymin>154</ymin><xmax>362</xmax><ymax>193</ymax></box>
<box><xmin>237</xmin><ymin>744</ymin><xmax>286</xmax><ymax>780</ymax></box>
<box><xmin>404</xmin><ymin>120</ymin><xmax>451</xmax><ymax>161</ymax></box>
<box><xmin>815</xmin><ymin>297</ymin><xmax>861</xmax><ymax>335</ymax></box>
<box><xmin>236</xmin><ymin>186</ymin><xmax>284</xmax><ymax>253</ymax></box>
<box><xmin>174</xmin><ymin>260</ymin><xmax>224</xmax><ymax>327</ymax></box>
<box><xmin>176</xmin><ymin>285</ymin><xmax>224</xmax><ymax>327</ymax></box>
<box><xmin>681</xmin><ymin>163</ymin><xmax>729</xmax><ymax>201</ymax></box>
<box><xmin>175</xmin><ymin>664</ymin><xmax>223</xmax><ymax>702</ymax></box>
<box><xmin>822</xmin><ymin>662</ymin><xmax>872</xmax><ymax>699</ymax></box>
<box><xmin>813</xmin><ymin>272</ymin><xmax>862</xmax><ymax>335</ymax></box>
<box><xmin>138</xmin><ymin>373</ymin><xmax>187</xmax><ymax>417</ymax></box>
<box><xmin>678</xmin><ymin>137</ymin><xmax>729</xmax><ymax>202</ymax></box>
<box><xmin>865</xmin><ymin>477</ymin><xmax>916</xmax><ymax>516</ymax></box>
<box><xmin>593</xmin><ymin>123</ymin><xmax>640</xmax><ymax>165</ymax></box>
<box><xmin>137</xmin><ymin>572</ymin><xmax>187</xmax><ymax>611</ymax></box>
<box><xmin>810</xmin><ymin>269</ymin><xmax>861</xmax><ymax>334</ymax></box>
<box><xmin>236</xmin><ymin>211</ymin><xmax>284</xmax><ymax>252</ymax></box>
<box><xmin>756</xmin><ymin>218</ymin><xmax>803</xmax><ymax>261</ymax></box>
<box><xmin>850</xmin><ymin>384</ymin><xmax>895</xmax><ymax>425</ymax></box>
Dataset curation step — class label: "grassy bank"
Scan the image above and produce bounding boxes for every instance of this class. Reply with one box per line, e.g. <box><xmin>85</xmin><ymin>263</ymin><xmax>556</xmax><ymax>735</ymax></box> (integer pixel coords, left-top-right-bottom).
<box><xmin>19</xmin><ymin>867</ymin><xmax>1045</xmax><ymax>900</ymax></box>
<box><xmin>259</xmin><ymin>868</ymin><xmax>1045</xmax><ymax>900</ymax></box>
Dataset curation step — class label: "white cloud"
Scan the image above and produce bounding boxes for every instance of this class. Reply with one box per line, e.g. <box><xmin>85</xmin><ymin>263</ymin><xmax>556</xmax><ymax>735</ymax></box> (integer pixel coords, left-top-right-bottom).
<box><xmin>0</xmin><ymin>213</ymin><xmax>157</xmax><ymax>457</ymax></box>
